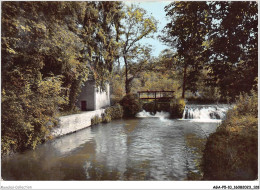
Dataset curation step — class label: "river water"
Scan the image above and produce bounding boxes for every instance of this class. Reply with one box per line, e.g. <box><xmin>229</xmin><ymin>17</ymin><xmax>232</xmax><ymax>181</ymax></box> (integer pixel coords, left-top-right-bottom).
<box><xmin>1</xmin><ymin>109</ymin><xmax>224</xmax><ymax>181</ymax></box>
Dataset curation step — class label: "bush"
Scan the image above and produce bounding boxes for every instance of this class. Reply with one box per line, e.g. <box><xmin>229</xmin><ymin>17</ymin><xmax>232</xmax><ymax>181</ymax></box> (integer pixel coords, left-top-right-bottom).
<box><xmin>202</xmin><ymin>90</ymin><xmax>258</xmax><ymax>180</ymax></box>
<box><xmin>102</xmin><ymin>114</ymin><xmax>112</xmax><ymax>123</ymax></box>
<box><xmin>120</xmin><ymin>94</ymin><xmax>142</xmax><ymax>117</ymax></box>
<box><xmin>1</xmin><ymin>76</ymin><xmax>66</xmax><ymax>155</ymax></box>
<box><xmin>91</xmin><ymin>115</ymin><xmax>103</xmax><ymax>125</ymax></box>
<box><xmin>91</xmin><ymin>104</ymin><xmax>123</xmax><ymax>125</ymax></box>
<box><xmin>105</xmin><ymin>103</ymin><xmax>123</xmax><ymax>120</ymax></box>
<box><xmin>170</xmin><ymin>98</ymin><xmax>186</xmax><ymax>118</ymax></box>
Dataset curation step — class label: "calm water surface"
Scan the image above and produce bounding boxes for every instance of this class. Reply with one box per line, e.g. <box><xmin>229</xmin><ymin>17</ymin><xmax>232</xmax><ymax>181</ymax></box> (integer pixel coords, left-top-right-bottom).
<box><xmin>2</xmin><ymin>118</ymin><xmax>219</xmax><ymax>180</ymax></box>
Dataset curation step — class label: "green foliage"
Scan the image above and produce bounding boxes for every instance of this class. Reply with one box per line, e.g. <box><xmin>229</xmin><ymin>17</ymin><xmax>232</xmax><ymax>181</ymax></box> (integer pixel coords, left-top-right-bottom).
<box><xmin>161</xmin><ymin>2</ymin><xmax>209</xmax><ymax>98</ymax></box>
<box><xmin>186</xmin><ymin>86</ymin><xmax>224</xmax><ymax>104</ymax></box>
<box><xmin>91</xmin><ymin>115</ymin><xmax>103</xmax><ymax>126</ymax></box>
<box><xmin>206</xmin><ymin>2</ymin><xmax>258</xmax><ymax>100</ymax></box>
<box><xmin>105</xmin><ymin>103</ymin><xmax>124</xmax><ymax>120</ymax></box>
<box><xmin>82</xmin><ymin>1</ymin><xmax>124</xmax><ymax>89</ymax></box>
<box><xmin>202</xmin><ymin>90</ymin><xmax>258</xmax><ymax>180</ymax></box>
<box><xmin>102</xmin><ymin>114</ymin><xmax>112</xmax><ymax>123</ymax></box>
<box><xmin>136</xmin><ymin>70</ymin><xmax>180</xmax><ymax>93</ymax></box>
<box><xmin>110</xmin><ymin>73</ymin><xmax>125</xmax><ymax>104</ymax></box>
<box><xmin>170</xmin><ymin>98</ymin><xmax>186</xmax><ymax>118</ymax></box>
<box><xmin>91</xmin><ymin>104</ymin><xmax>123</xmax><ymax>125</ymax></box>
<box><xmin>161</xmin><ymin>1</ymin><xmax>257</xmax><ymax>100</ymax></box>
<box><xmin>1</xmin><ymin>1</ymin><xmax>124</xmax><ymax>155</ymax></box>
<box><xmin>120</xmin><ymin>94</ymin><xmax>142</xmax><ymax>117</ymax></box>
<box><xmin>120</xmin><ymin>4</ymin><xmax>157</xmax><ymax>93</ymax></box>
<box><xmin>1</xmin><ymin>76</ymin><xmax>66</xmax><ymax>155</ymax></box>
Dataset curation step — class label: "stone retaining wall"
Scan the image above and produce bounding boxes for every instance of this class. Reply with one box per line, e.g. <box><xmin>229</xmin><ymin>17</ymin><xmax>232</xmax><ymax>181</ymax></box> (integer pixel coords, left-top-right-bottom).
<box><xmin>51</xmin><ymin>109</ymin><xmax>105</xmax><ymax>138</ymax></box>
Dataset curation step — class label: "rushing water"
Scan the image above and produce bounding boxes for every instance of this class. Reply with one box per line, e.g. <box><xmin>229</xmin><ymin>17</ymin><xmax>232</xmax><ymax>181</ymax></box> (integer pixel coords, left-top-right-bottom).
<box><xmin>182</xmin><ymin>104</ymin><xmax>230</xmax><ymax>122</ymax></box>
<box><xmin>2</xmin><ymin>106</ymin><xmax>227</xmax><ymax>181</ymax></box>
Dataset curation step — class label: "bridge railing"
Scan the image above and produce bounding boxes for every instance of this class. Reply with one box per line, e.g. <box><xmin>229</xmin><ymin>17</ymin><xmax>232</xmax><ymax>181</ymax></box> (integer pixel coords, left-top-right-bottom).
<box><xmin>137</xmin><ymin>90</ymin><xmax>175</xmax><ymax>100</ymax></box>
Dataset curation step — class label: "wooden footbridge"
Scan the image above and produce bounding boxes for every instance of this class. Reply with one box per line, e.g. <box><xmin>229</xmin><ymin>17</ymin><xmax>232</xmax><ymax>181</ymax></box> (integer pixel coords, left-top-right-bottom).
<box><xmin>137</xmin><ymin>90</ymin><xmax>175</xmax><ymax>101</ymax></box>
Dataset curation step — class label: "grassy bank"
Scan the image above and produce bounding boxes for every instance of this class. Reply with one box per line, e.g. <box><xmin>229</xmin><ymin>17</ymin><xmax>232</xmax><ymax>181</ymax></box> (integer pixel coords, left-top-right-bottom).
<box><xmin>202</xmin><ymin>90</ymin><xmax>258</xmax><ymax>180</ymax></box>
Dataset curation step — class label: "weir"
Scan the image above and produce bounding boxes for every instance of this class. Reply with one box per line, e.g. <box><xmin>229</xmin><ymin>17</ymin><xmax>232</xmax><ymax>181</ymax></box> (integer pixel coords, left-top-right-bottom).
<box><xmin>136</xmin><ymin>104</ymin><xmax>231</xmax><ymax>122</ymax></box>
<box><xmin>182</xmin><ymin>104</ymin><xmax>230</xmax><ymax>121</ymax></box>
<box><xmin>136</xmin><ymin>110</ymin><xmax>170</xmax><ymax>118</ymax></box>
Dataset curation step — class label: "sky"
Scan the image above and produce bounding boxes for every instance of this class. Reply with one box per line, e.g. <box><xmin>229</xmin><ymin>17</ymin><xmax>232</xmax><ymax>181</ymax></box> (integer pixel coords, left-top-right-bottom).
<box><xmin>124</xmin><ymin>1</ymin><xmax>172</xmax><ymax>57</ymax></box>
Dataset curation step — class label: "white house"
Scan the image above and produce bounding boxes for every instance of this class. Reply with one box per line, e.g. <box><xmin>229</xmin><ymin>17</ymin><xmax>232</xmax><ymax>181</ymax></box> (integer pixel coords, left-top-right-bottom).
<box><xmin>76</xmin><ymin>80</ymin><xmax>110</xmax><ymax>111</ymax></box>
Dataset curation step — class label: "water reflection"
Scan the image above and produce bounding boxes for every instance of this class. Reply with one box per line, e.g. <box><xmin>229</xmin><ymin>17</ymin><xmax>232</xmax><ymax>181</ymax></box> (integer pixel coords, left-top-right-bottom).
<box><xmin>51</xmin><ymin>127</ymin><xmax>95</xmax><ymax>155</ymax></box>
<box><xmin>2</xmin><ymin>118</ymin><xmax>218</xmax><ymax>180</ymax></box>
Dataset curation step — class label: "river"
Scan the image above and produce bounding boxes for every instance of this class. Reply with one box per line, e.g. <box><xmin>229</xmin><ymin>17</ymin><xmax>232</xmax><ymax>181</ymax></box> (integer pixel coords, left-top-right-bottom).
<box><xmin>2</xmin><ymin>106</ymin><xmax>228</xmax><ymax>181</ymax></box>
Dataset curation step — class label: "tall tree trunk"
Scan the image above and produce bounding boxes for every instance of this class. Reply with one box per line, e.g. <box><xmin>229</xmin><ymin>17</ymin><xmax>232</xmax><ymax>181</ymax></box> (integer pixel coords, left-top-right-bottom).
<box><xmin>124</xmin><ymin>56</ymin><xmax>130</xmax><ymax>94</ymax></box>
<box><xmin>182</xmin><ymin>64</ymin><xmax>187</xmax><ymax>99</ymax></box>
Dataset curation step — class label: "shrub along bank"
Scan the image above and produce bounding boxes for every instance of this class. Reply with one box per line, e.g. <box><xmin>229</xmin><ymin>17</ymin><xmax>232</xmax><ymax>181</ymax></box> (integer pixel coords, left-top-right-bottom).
<box><xmin>202</xmin><ymin>90</ymin><xmax>258</xmax><ymax>180</ymax></box>
<box><xmin>91</xmin><ymin>103</ymin><xmax>123</xmax><ymax>125</ymax></box>
<box><xmin>170</xmin><ymin>98</ymin><xmax>185</xmax><ymax>118</ymax></box>
<box><xmin>119</xmin><ymin>94</ymin><xmax>142</xmax><ymax>117</ymax></box>
<box><xmin>91</xmin><ymin>94</ymin><xmax>185</xmax><ymax>124</ymax></box>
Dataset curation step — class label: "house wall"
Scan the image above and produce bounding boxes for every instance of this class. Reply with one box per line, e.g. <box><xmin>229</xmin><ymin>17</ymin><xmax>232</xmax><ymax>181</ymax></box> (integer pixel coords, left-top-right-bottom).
<box><xmin>76</xmin><ymin>80</ymin><xmax>95</xmax><ymax>111</ymax></box>
<box><xmin>76</xmin><ymin>80</ymin><xmax>110</xmax><ymax>111</ymax></box>
<box><xmin>95</xmin><ymin>83</ymin><xmax>110</xmax><ymax>110</ymax></box>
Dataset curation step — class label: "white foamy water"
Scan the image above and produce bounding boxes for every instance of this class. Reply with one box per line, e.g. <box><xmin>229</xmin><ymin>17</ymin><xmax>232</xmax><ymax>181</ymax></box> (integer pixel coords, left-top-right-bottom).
<box><xmin>136</xmin><ymin>110</ymin><xmax>170</xmax><ymax>119</ymax></box>
<box><xmin>181</xmin><ymin>104</ymin><xmax>231</xmax><ymax>122</ymax></box>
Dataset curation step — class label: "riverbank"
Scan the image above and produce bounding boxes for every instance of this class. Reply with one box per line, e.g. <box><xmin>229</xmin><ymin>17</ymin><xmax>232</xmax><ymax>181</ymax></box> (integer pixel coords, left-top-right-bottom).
<box><xmin>51</xmin><ymin>103</ymin><xmax>124</xmax><ymax>138</ymax></box>
<box><xmin>50</xmin><ymin>109</ymin><xmax>105</xmax><ymax>138</ymax></box>
<box><xmin>1</xmin><ymin>103</ymin><xmax>124</xmax><ymax>157</ymax></box>
<box><xmin>202</xmin><ymin>91</ymin><xmax>258</xmax><ymax>180</ymax></box>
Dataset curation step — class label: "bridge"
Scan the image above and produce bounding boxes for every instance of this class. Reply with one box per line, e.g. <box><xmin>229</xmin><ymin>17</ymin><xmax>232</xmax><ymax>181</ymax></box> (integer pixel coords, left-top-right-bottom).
<box><xmin>137</xmin><ymin>90</ymin><xmax>175</xmax><ymax>101</ymax></box>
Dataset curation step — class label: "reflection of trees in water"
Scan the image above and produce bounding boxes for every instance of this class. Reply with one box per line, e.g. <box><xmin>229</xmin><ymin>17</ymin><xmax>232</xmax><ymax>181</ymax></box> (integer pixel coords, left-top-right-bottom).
<box><xmin>84</xmin><ymin>159</ymin><xmax>151</xmax><ymax>180</ymax></box>
<box><xmin>184</xmin><ymin>132</ymin><xmax>207</xmax><ymax>180</ymax></box>
<box><xmin>84</xmin><ymin>160</ymin><xmax>121</xmax><ymax>180</ymax></box>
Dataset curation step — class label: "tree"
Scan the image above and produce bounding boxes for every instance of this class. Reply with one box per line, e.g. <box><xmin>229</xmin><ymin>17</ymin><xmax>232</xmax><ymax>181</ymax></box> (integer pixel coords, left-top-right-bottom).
<box><xmin>1</xmin><ymin>1</ymin><xmax>124</xmax><ymax>154</ymax></box>
<box><xmin>206</xmin><ymin>1</ymin><xmax>258</xmax><ymax>99</ymax></box>
<box><xmin>120</xmin><ymin>4</ymin><xmax>157</xmax><ymax>94</ymax></box>
<box><xmin>80</xmin><ymin>2</ymin><xmax>124</xmax><ymax>87</ymax></box>
<box><xmin>66</xmin><ymin>1</ymin><xmax>124</xmax><ymax>110</ymax></box>
<box><xmin>160</xmin><ymin>2</ymin><xmax>210</xmax><ymax>98</ymax></box>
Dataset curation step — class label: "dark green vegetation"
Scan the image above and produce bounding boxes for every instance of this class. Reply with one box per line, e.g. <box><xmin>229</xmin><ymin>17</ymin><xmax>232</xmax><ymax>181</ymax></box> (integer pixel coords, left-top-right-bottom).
<box><xmin>2</xmin><ymin>1</ymin><xmax>124</xmax><ymax>155</ymax></box>
<box><xmin>159</xmin><ymin>1</ymin><xmax>257</xmax><ymax>100</ymax></box>
<box><xmin>202</xmin><ymin>90</ymin><xmax>258</xmax><ymax>180</ymax></box>
<box><xmin>120</xmin><ymin>94</ymin><xmax>142</xmax><ymax>117</ymax></box>
<box><xmin>170</xmin><ymin>98</ymin><xmax>186</xmax><ymax>118</ymax></box>
<box><xmin>91</xmin><ymin>104</ymin><xmax>123</xmax><ymax>125</ymax></box>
